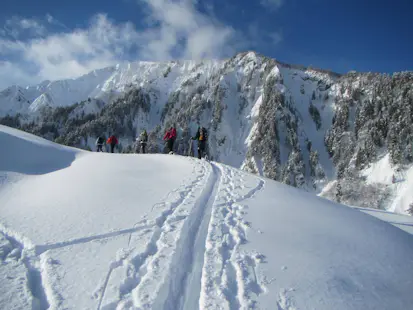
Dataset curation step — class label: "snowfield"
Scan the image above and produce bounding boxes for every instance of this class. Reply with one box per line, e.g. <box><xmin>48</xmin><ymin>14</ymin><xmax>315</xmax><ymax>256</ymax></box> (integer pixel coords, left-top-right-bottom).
<box><xmin>1</xmin><ymin>125</ymin><xmax>413</xmax><ymax>310</ymax></box>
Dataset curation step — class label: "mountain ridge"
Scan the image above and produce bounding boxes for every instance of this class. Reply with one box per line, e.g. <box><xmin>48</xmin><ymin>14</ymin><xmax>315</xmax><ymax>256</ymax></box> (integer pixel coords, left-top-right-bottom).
<box><xmin>1</xmin><ymin>51</ymin><xmax>344</xmax><ymax>106</ymax></box>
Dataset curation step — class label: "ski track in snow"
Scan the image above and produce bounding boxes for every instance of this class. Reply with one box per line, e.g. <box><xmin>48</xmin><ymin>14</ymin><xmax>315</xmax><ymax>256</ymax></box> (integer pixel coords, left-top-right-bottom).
<box><xmin>200</xmin><ymin>164</ymin><xmax>266</xmax><ymax>310</ymax></box>
<box><xmin>0</xmin><ymin>158</ymin><xmax>270</xmax><ymax>310</ymax></box>
<box><xmin>0</xmin><ymin>158</ymin><xmax>213</xmax><ymax>310</ymax></box>
<box><xmin>90</xmin><ymin>158</ymin><xmax>222</xmax><ymax>309</ymax></box>
<box><xmin>96</xmin><ymin>161</ymin><xmax>269</xmax><ymax>310</ymax></box>
<box><xmin>122</xmin><ymin>160</ymin><xmax>220</xmax><ymax>310</ymax></box>
<box><xmin>0</xmin><ymin>230</ymin><xmax>50</xmax><ymax>310</ymax></box>
<box><xmin>35</xmin><ymin>225</ymin><xmax>155</xmax><ymax>256</ymax></box>
<box><xmin>95</xmin><ymin>160</ymin><xmax>211</xmax><ymax>309</ymax></box>
<box><xmin>276</xmin><ymin>288</ymin><xmax>296</xmax><ymax>310</ymax></box>
<box><xmin>178</xmin><ymin>162</ymin><xmax>221</xmax><ymax>310</ymax></box>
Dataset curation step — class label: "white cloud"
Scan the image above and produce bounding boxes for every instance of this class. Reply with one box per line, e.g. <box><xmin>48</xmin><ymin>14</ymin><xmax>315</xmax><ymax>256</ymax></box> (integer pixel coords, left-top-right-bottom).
<box><xmin>45</xmin><ymin>14</ymin><xmax>54</xmax><ymax>24</ymax></box>
<box><xmin>0</xmin><ymin>1</ymin><xmax>282</xmax><ymax>89</ymax></box>
<box><xmin>260</xmin><ymin>0</ymin><xmax>284</xmax><ymax>10</ymax></box>
<box><xmin>0</xmin><ymin>5</ymin><xmax>239</xmax><ymax>89</ymax></box>
<box><xmin>0</xmin><ymin>38</ymin><xmax>23</xmax><ymax>54</ymax></box>
<box><xmin>0</xmin><ymin>14</ymin><xmax>141</xmax><ymax>88</ymax></box>
<box><xmin>0</xmin><ymin>61</ymin><xmax>36</xmax><ymax>88</ymax></box>
<box><xmin>137</xmin><ymin>0</ymin><xmax>238</xmax><ymax>60</ymax></box>
<box><xmin>45</xmin><ymin>13</ymin><xmax>70</xmax><ymax>31</ymax></box>
<box><xmin>4</xmin><ymin>16</ymin><xmax>47</xmax><ymax>38</ymax></box>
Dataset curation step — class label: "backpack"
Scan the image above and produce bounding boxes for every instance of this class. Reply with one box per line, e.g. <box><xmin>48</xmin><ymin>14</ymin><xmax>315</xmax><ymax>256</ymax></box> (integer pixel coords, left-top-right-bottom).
<box><xmin>140</xmin><ymin>131</ymin><xmax>148</xmax><ymax>143</ymax></box>
<box><xmin>107</xmin><ymin>136</ymin><xmax>117</xmax><ymax>145</ymax></box>
<box><xmin>199</xmin><ymin>127</ymin><xmax>207</xmax><ymax>141</ymax></box>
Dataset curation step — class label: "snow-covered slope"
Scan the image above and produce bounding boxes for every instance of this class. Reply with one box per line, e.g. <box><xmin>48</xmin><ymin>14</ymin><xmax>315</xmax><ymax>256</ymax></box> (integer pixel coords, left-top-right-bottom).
<box><xmin>2</xmin><ymin>125</ymin><xmax>413</xmax><ymax>310</ymax></box>
<box><xmin>363</xmin><ymin>154</ymin><xmax>413</xmax><ymax>215</ymax></box>
<box><xmin>0</xmin><ymin>86</ymin><xmax>31</xmax><ymax>115</ymax></box>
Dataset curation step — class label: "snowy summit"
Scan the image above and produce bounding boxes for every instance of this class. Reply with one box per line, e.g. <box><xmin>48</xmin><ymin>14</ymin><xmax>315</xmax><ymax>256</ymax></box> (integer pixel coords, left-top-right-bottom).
<box><xmin>1</xmin><ymin>124</ymin><xmax>413</xmax><ymax>309</ymax></box>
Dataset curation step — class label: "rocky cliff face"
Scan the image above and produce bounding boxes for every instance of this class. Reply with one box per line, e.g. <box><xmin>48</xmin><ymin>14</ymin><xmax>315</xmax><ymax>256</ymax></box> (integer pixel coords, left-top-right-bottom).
<box><xmin>2</xmin><ymin>52</ymin><xmax>413</xmax><ymax>213</ymax></box>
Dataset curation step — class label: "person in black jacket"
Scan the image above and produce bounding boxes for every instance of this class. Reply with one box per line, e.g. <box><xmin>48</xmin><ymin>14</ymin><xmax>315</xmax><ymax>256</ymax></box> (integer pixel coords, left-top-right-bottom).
<box><xmin>96</xmin><ymin>136</ymin><xmax>105</xmax><ymax>152</ymax></box>
<box><xmin>192</xmin><ymin>126</ymin><xmax>208</xmax><ymax>159</ymax></box>
<box><xmin>137</xmin><ymin>130</ymin><xmax>148</xmax><ymax>154</ymax></box>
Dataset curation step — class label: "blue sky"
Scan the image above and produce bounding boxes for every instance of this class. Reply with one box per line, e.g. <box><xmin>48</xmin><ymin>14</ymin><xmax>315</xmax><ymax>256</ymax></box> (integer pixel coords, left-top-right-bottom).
<box><xmin>0</xmin><ymin>0</ymin><xmax>412</xmax><ymax>88</ymax></box>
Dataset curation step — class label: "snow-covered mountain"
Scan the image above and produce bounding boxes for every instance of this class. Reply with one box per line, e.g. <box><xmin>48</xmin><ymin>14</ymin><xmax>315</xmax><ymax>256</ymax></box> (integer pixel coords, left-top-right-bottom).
<box><xmin>2</xmin><ymin>125</ymin><xmax>413</xmax><ymax>310</ymax></box>
<box><xmin>1</xmin><ymin>52</ymin><xmax>413</xmax><ymax>214</ymax></box>
<box><xmin>0</xmin><ymin>66</ymin><xmax>117</xmax><ymax>116</ymax></box>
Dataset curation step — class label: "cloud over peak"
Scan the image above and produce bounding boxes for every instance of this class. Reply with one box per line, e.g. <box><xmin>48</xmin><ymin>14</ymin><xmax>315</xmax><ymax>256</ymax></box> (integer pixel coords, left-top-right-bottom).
<box><xmin>0</xmin><ymin>0</ymin><xmax>282</xmax><ymax>89</ymax></box>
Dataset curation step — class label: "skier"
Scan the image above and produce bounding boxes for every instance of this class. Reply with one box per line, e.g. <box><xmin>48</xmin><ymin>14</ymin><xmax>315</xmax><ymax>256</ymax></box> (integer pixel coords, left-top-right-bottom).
<box><xmin>192</xmin><ymin>126</ymin><xmax>208</xmax><ymax>159</ymax></box>
<box><xmin>106</xmin><ymin>134</ymin><xmax>118</xmax><ymax>153</ymax></box>
<box><xmin>137</xmin><ymin>129</ymin><xmax>148</xmax><ymax>154</ymax></box>
<box><xmin>163</xmin><ymin>127</ymin><xmax>177</xmax><ymax>154</ymax></box>
<box><xmin>96</xmin><ymin>136</ymin><xmax>105</xmax><ymax>152</ymax></box>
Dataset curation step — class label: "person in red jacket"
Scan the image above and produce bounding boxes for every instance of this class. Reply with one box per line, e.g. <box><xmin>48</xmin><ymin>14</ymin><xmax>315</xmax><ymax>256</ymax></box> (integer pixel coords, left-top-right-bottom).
<box><xmin>163</xmin><ymin>127</ymin><xmax>177</xmax><ymax>153</ymax></box>
<box><xmin>107</xmin><ymin>135</ymin><xmax>118</xmax><ymax>153</ymax></box>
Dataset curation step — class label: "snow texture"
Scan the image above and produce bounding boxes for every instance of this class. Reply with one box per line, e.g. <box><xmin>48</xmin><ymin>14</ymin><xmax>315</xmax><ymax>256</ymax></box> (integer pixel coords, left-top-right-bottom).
<box><xmin>1</xmin><ymin>126</ymin><xmax>413</xmax><ymax>310</ymax></box>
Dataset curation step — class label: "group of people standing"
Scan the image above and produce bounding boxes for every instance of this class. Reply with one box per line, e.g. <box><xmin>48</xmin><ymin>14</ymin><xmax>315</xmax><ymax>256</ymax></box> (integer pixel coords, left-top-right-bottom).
<box><xmin>95</xmin><ymin>126</ymin><xmax>208</xmax><ymax>159</ymax></box>
<box><xmin>96</xmin><ymin>135</ymin><xmax>118</xmax><ymax>153</ymax></box>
